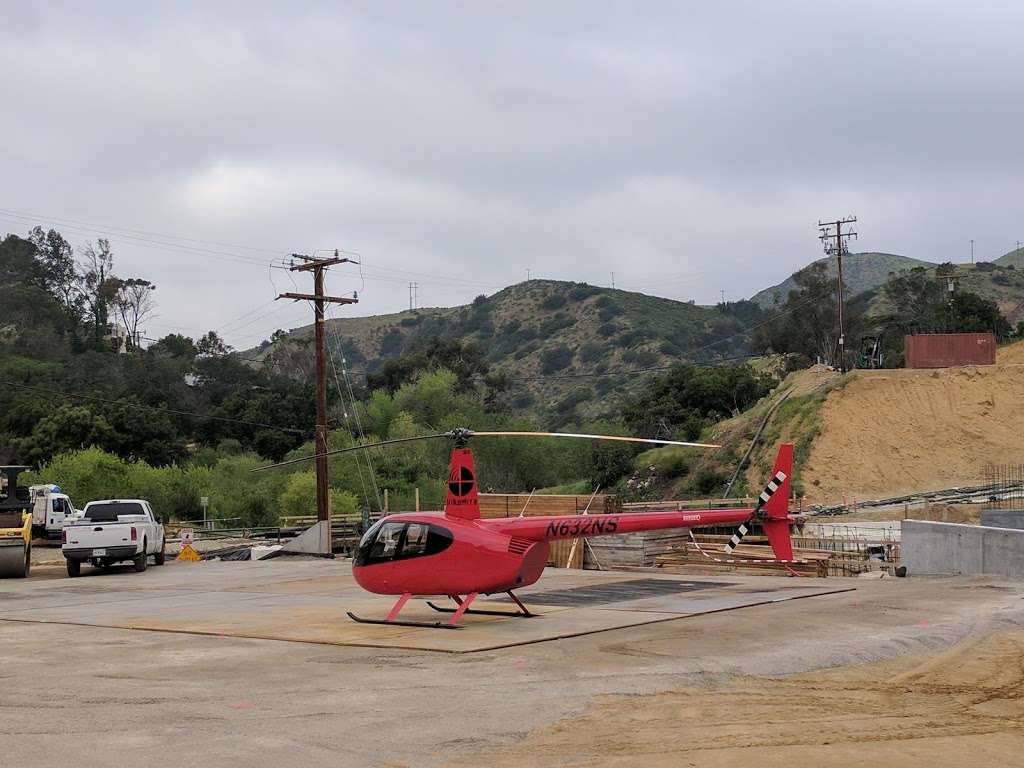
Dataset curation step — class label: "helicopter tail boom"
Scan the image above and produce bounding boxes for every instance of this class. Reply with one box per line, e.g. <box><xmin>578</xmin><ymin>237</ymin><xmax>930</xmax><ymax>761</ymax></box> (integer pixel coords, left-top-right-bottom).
<box><xmin>485</xmin><ymin>443</ymin><xmax>798</xmax><ymax>560</ymax></box>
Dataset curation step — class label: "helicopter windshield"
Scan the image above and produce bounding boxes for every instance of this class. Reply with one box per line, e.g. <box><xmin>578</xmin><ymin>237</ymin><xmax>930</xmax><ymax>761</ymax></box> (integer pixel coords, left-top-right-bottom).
<box><xmin>354</xmin><ymin>520</ymin><xmax>453</xmax><ymax>566</ymax></box>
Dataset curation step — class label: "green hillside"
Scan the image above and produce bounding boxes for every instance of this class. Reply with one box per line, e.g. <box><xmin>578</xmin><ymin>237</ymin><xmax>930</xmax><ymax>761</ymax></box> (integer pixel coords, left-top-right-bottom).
<box><xmin>996</xmin><ymin>246</ymin><xmax>1024</xmax><ymax>269</ymax></box>
<box><xmin>750</xmin><ymin>252</ymin><xmax>936</xmax><ymax>308</ymax></box>
<box><xmin>864</xmin><ymin>262</ymin><xmax>1024</xmax><ymax>323</ymax></box>
<box><xmin>250</xmin><ymin>280</ymin><xmax>762</xmax><ymax>423</ymax></box>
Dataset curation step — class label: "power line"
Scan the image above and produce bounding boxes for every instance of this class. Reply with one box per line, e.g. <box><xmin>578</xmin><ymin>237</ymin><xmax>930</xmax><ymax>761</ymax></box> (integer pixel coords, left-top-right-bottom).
<box><xmin>0</xmin><ymin>210</ymin><xmax>282</xmax><ymax>269</ymax></box>
<box><xmin>0</xmin><ymin>206</ymin><xmax>284</xmax><ymax>256</ymax></box>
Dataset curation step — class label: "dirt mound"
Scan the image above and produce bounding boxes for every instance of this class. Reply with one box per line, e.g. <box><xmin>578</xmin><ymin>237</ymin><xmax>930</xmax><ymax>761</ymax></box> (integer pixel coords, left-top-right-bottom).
<box><xmin>997</xmin><ymin>339</ymin><xmax>1024</xmax><ymax>364</ymax></box>
<box><xmin>448</xmin><ymin>631</ymin><xmax>1024</xmax><ymax>768</ymax></box>
<box><xmin>802</xmin><ymin>341</ymin><xmax>1024</xmax><ymax>503</ymax></box>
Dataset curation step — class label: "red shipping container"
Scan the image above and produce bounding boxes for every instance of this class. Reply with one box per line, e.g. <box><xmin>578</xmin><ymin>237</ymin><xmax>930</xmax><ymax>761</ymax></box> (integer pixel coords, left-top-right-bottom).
<box><xmin>904</xmin><ymin>333</ymin><xmax>996</xmax><ymax>369</ymax></box>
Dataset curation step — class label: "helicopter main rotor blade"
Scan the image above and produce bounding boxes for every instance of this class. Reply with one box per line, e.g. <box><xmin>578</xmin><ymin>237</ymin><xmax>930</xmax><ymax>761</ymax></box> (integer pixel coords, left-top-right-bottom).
<box><xmin>251</xmin><ymin>428</ymin><xmax>719</xmax><ymax>473</ymax></box>
<box><xmin>469</xmin><ymin>431</ymin><xmax>720</xmax><ymax>449</ymax></box>
<box><xmin>250</xmin><ymin>433</ymin><xmax>450</xmax><ymax>472</ymax></box>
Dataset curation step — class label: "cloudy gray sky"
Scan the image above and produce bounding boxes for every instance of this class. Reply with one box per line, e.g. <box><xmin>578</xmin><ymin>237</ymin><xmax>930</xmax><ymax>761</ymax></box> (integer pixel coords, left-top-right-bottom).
<box><xmin>2</xmin><ymin>1</ymin><xmax>1022</xmax><ymax>347</ymax></box>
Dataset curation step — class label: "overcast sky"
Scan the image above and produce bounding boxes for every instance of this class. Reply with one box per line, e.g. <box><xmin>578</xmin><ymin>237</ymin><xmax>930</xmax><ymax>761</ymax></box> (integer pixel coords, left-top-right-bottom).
<box><xmin>2</xmin><ymin>1</ymin><xmax>1022</xmax><ymax>347</ymax></box>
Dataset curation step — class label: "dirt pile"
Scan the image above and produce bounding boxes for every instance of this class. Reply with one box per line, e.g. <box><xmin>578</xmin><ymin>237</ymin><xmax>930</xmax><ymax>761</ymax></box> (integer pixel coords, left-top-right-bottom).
<box><xmin>800</xmin><ymin>341</ymin><xmax>1024</xmax><ymax>503</ymax></box>
<box><xmin>449</xmin><ymin>631</ymin><xmax>1024</xmax><ymax>768</ymax></box>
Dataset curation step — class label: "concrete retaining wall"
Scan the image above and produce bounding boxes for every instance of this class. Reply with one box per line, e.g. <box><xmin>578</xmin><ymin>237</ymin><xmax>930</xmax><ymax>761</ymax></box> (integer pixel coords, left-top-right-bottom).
<box><xmin>980</xmin><ymin>509</ymin><xmax>1024</xmax><ymax>530</ymax></box>
<box><xmin>902</xmin><ymin>519</ymin><xmax>1024</xmax><ymax>577</ymax></box>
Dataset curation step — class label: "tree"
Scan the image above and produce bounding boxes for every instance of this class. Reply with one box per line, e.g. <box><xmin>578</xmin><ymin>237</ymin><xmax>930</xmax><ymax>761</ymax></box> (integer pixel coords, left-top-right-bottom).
<box><xmin>881</xmin><ymin>268</ymin><xmax>1008</xmax><ymax>338</ymax></box>
<box><xmin>197</xmin><ymin>330</ymin><xmax>231</xmax><ymax>357</ymax></box>
<box><xmin>149</xmin><ymin>333</ymin><xmax>197</xmax><ymax>359</ymax></box>
<box><xmin>13</xmin><ymin>405</ymin><xmax>115</xmax><ymax>464</ymax></box>
<box><xmin>113</xmin><ymin>278</ymin><xmax>156</xmax><ymax>351</ymax></box>
<box><xmin>623</xmin><ymin>363</ymin><xmax>773</xmax><ymax>440</ymax></box>
<box><xmin>540</xmin><ymin>345</ymin><xmax>574</xmax><ymax>373</ymax></box>
<box><xmin>28</xmin><ymin>226</ymin><xmax>80</xmax><ymax>318</ymax></box>
<box><xmin>366</xmin><ymin>336</ymin><xmax>489</xmax><ymax>394</ymax></box>
<box><xmin>78</xmin><ymin>238</ymin><xmax>118</xmax><ymax>340</ymax></box>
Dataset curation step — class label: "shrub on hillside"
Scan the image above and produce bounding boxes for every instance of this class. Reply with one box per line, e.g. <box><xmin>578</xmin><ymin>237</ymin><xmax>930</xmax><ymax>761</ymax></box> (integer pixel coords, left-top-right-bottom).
<box><xmin>579</xmin><ymin>341</ymin><xmax>604</xmax><ymax>363</ymax></box>
<box><xmin>380</xmin><ymin>328</ymin><xmax>405</xmax><ymax>355</ymax></box>
<box><xmin>540</xmin><ymin>293</ymin><xmax>567</xmax><ymax>310</ymax></box>
<box><xmin>622</xmin><ymin>349</ymin><xmax>658</xmax><ymax>367</ymax></box>
<box><xmin>540</xmin><ymin>345</ymin><xmax>574</xmax><ymax>373</ymax></box>
<box><xmin>569</xmin><ymin>284</ymin><xmax>599</xmax><ymax>301</ymax></box>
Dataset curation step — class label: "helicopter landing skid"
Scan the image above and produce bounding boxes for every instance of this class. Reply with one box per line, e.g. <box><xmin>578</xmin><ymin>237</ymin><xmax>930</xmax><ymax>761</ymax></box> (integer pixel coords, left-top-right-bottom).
<box><xmin>345</xmin><ymin>611</ymin><xmax>460</xmax><ymax>630</ymax></box>
<box><xmin>347</xmin><ymin>591</ymin><xmax>481</xmax><ymax>629</ymax></box>
<box><xmin>426</xmin><ymin>591</ymin><xmax>535</xmax><ymax>619</ymax></box>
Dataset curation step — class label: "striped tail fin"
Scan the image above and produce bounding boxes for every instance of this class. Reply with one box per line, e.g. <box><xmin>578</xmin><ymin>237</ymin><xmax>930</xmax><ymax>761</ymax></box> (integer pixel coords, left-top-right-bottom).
<box><xmin>723</xmin><ymin>443</ymin><xmax>794</xmax><ymax>561</ymax></box>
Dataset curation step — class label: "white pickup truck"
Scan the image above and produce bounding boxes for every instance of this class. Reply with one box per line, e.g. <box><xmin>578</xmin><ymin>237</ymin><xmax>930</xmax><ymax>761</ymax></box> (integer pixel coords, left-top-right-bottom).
<box><xmin>62</xmin><ymin>499</ymin><xmax>166</xmax><ymax>577</ymax></box>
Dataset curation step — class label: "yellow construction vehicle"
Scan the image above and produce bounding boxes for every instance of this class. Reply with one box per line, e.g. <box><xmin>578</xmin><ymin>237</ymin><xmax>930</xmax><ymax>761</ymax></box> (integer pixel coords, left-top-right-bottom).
<box><xmin>0</xmin><ymin>466</ymin><xmax>32</xmax><ymax>578</ymax></box>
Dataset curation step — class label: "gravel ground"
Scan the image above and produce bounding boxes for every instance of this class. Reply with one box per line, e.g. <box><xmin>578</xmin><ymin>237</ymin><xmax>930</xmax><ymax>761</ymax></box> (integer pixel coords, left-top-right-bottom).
<box><xmin>2</xmin><ymin>567</ymin><xmax>1021</xmax><ymax>767</ymax></box>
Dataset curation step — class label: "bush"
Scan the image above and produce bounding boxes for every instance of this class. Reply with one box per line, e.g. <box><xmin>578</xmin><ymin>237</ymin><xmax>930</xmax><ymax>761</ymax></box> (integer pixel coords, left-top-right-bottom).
<box><xmin>690</xmin><ymin>467</ymin><xmax>724</xmax><ymax>496</ymax></box>
<box><xmin>539</xmin><ymin>313</ymin><xmax>573</xmax><ymax>335</ymax></box>
<box><xmin>380</xmin><ymin>328</ymin><xmax>405</xmax><ymax>355</ymax></box>
<box><xmin>514</xmin><ymin>340</ymin><xmax>540</xmax><ymax>359</ymax></box>
<box><xmin>555</xmin><ymin>388</ymin><xmax>592</xmax><ymax>414</ymax></box>
<box><xmin>597</xmin><ymin>322</ymin><xmax>620</xmax><ymax>338</ymax></box>
<box><xmin>598</xmin><ymin>303</ymin><xmax>623</xmax><ymax>322</ymax></box>
<box><xmin>540</xmin><ymin>293</ymin><xmax>567</xmax><ymax>310</ymax></box>
<box><xmin>622</xmin><ymin>349</ymin><xmax>658</xmax><ymax>367</ymax></box>
<box><xmin>617</xmin><ymin>330</ymin><xmax>642</xmax><ymax>347</ymax></box>
<box><xmin>569</xmin><ymin>284</ymin><xmax>599</xmax><ymax>301</ymax></box>
<box><xmin>540</xmin><ymin>345</ymin><xmax>574</xmax><ymax>373</ymax></box>
<box><xmin>579</xmin><ymin>341</ymin><xmax>604</xmax><ymax>363</ymax></box>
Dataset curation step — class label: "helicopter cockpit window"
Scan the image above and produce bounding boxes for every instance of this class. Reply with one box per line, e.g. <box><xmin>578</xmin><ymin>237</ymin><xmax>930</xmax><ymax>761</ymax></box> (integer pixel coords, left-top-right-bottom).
<box><xmin>366</xmin><ymin>522</ymin><xmax>405</xmax><ymax>561</ymax></box>
<box><xmin>402</xmin><ymin>523</ymin><xmax>429</xmax><ymax>557</ymax></box>
<box><xmin>355</xmin><ymin>521</ymin><xmax>454</xmax><ymax>566</ymax></box>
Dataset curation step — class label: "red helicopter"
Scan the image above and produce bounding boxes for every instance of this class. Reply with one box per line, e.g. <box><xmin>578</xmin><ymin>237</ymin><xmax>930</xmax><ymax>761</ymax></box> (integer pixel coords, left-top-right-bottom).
<box><xmin>258</xmin><ymin>428</ymin><xmax>798</xmax><ymax>628</ymax></box>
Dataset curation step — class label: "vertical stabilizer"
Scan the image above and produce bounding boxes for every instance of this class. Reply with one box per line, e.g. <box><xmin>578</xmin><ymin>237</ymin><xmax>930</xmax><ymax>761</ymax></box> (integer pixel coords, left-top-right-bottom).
<box><xmin>444</xmin><ymin>447</ymin><xmax>481</xmax><ymax>520</ymax></box>
<box><xmin>761</xmin><ymin>443</ymin><xmax>794</xmax><ymax>561</ymax></box>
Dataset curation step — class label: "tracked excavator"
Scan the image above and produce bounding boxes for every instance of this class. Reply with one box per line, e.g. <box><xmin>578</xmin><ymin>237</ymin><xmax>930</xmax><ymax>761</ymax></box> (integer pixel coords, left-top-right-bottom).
<box><xmin>0</xmin><ymin>466</ymin><xmax>32</xmax><ymax>578</ymax></box>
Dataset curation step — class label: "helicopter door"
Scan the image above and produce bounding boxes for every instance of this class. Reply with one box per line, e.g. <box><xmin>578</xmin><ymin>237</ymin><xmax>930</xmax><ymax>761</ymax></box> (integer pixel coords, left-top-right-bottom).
<box><xmin>354</xmin><ymin>521</ymin><xmax>454</xmax><ymax>566</ymax></box>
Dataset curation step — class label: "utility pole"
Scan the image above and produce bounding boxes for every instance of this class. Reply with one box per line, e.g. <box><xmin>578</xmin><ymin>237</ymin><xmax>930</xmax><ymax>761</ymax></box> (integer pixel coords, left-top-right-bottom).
<box><xmin>818</xmin><ymin>216</ymin><xmax>858</xmax><ymax>373</ymax></box>
<box><xmin>720</xmin><ymin>289</ymin><xmax>726</xmax><ymax>304</ymax></box>
<box><xmin>971</xmin><ymin>239</ymin><xmax>975</xmax><ymax>264</ymax></box>
<box><xmin>526</xmin><ymin>268</ymin><xmax>532</xmax><ymax>281</ymax></box>
<box><xmin>611</xmin><ymin>272</ymin><xmax>616</xmax><ymax>289</ymax></box>
<box><xmin>279</xmin><ymin>252</ymin><xmax>358</xmax><ymax>528</ymax></box>
<box><xmin>408</xmin><ymin>282</ymin><xmax>418</xmax><ymax>311</ymax></box>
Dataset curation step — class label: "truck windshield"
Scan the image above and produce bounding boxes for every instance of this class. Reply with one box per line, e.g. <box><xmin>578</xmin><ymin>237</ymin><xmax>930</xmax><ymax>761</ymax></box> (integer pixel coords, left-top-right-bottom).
<box><xmin>84</xmin><ymin>503</ymin><xmax>145</xmax><ymax>522</ymax></box>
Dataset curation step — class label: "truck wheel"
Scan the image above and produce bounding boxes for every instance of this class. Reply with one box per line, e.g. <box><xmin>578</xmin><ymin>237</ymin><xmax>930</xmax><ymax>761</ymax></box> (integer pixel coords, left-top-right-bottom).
<box><xmin>154</xmin><ymin>539</ymin><xmax>166</xmax><ymax>566</ymax></box>
<box><xmin>22</xmin><ymin>544</ymin><xmax>30</xmax><ymax>578</ymax></box>
<box><xmin>66</xmin><ymin>558</ymin><xmax>81</xmax><ymax>578</ymax></box>
<box><xmin>133</xmin><ymin>542</ymin><xmax>148</xmax><ymax>573</ymax></box>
